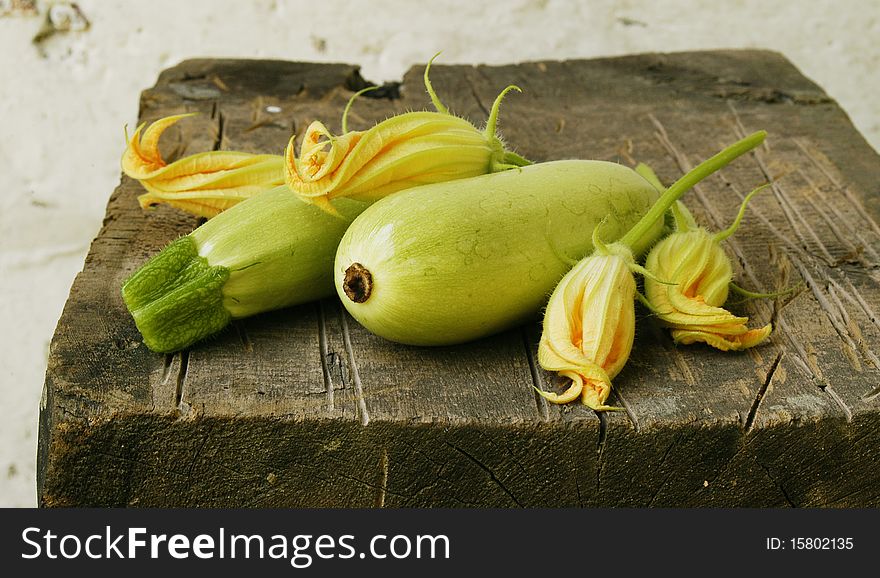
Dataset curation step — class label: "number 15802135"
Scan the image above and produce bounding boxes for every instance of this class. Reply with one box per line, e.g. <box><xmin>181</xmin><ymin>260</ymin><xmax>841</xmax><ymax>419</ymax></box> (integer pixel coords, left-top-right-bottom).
<box><xmin>766</xmin><ymin>537</ymin><xmax>854</xmax><ymax>550</ymax></box>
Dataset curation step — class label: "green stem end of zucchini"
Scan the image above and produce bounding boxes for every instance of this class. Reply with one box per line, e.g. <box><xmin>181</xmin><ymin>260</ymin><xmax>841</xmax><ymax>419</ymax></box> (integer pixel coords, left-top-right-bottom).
<box><xmin>122</xmin><ymin>236</ymin><xmax>232</xmax><ymax>353</ymax></box>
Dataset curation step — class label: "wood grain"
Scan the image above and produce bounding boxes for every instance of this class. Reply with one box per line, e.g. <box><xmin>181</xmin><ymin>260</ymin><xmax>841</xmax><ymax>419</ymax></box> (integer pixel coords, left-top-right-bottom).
<box><xmin>39</xmin><ymin>51</ymin><xmax>880</xmax><ymax>507</ymax></box>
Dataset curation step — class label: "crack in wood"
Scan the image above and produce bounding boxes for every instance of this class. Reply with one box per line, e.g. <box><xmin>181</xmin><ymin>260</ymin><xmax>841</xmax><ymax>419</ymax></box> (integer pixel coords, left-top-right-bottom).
<box><xmin>861</xmin><ymin>385</ymin><xmax>880</xmax><ymax>402</ymax></box>
<box><xmin>646</xmin><ymin>471</ymin><xmax>675</xmax><ymax>507</ymax></box>
<box><xmin>183</xmin><ymin>429</ymin><xmax>213</xmax><ymax>488</ymax></box>
<box><xmin>174</xmin><ymin>350</ymin><xmax>189</xmax><ymax>409</ymax></box>
<box><xmin>331</xmin><ymin>469</ymin><xmax>409</xmax><ymax>500</ymax></box>
<box><xmin>373</xmin><ymin>448</ymin><xmax>389</xmax><ymax>508</ymax></box>
<box><xmin>790</xmin><ymin>256</ymin><xmax>862</xmax><ymax>371</ymax></box>
<box><xmin>843</xmin><ymin>186</ymin><xmax>880</xmax><ymax>236</ymax></box>
<box><xmin>726</xmin><ymin>101</ymin><xmax>772</xmax><ymax>155</ymax></box>
<box><xmin>466</xmin><ymin>76</ymin><xmax>490</xmax><ymax>118</ymax></box>
<box><xmin>720</xmin><ymin>173</ymin><xmax>810</xmax><ymax>262</ymax></box>
<box><xmin>470</xmin><ymin>66</ymin><xmax>496</xmax><ymax>118</ymax></box>
<box><xmin>822</xmin><ymin>385</ymin><xmax>853</xmax><ymax>422</ymax></box>
<box><xmin>736</xmin><ymin>130</ymin><xmax>820</xmax><ymax>248</ymax></box>
<box><xmin>160</xmin><ymin>353</ymin><xmax>174</xmax><ymax>386</ymax></box>
<box><xmin>825</xmin><ymin>484</ymin><xmax>870</xmax><ymax>507</ymax></box>
<box><xmin>596</xmin><ymin>411</ymin><xmax>608</xmax><ymax>496</ymax></box>
<box><xmin>754</xmin><ymin>456</ymin><xmax>796</xmax><ymax>507</ymax></box>
<box><xmin>474</xmin><ymin>430</ymin><xmax>530</xmax><ymax>477</ymax></box>
<box><xmin>340</xmin><ymin>311</ymin><xmax>370</xmax><ymax>426</ymax></box>
<box><xmin>827</xmin><ymin>276</ymin><xmax>880</xmax><ymax>369</ymax></box>
<box><xmin>745</xmin><ymin>351</ymin><xmax>784</xmax><ymax>432</ymax></box>
<box><xmin>316</xmin><ymin>301</ymin><xmax>335</xmax><ymax>411</ymax></box>
<box><xmin>784</xmin><ymin>334</ymin><xmax>823</xmax><ymax>381</ymax></box>
<box><xmin>837</xmin><ymin>276</ymin><xmax>880</xmax><ymax>334</ymax></box>
<box><xmin>827</xmin><ymin>282</ymin><xmax>880</xmax><ymax>371</ymax></box>
<box><xmin>646</xmin><ymin>431</ymin><xmax>685</xmax><ymax>506</ymax></box>
<box><xmin>612</xmin><ymin>388</ymin><xmax>641</xmax><ymax>433</ymax></box>
<box><xmin>444</xmin><ymin>440</ymin><xmax>523</xmax><ymax>507</ymax></box>
<box><xmin>211</xmin><ymin>104</ymin><xmax>225</xmax><ymax>151</ymax></box>
<box><xmin>708</xmin><ymin>437</ymin><xmax>755</xmax><ymax>490</ymax></box>
<box><xmin>649</xmin><ymin>114</ymin><xmax>724</xmax><ymax>230</ymax></box>
<box><xmin>521</xmin><ymin>327</ymin><xmax>549</xmax><ymax>422</ymax></box>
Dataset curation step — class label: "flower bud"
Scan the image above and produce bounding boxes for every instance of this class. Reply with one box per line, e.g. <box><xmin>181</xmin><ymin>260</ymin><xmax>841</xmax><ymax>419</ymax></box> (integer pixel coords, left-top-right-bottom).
<box><xmin>537</xmin><ymin>243</ymin><xmax>636</xmax><ymax>410</ymax></box>
<box><xmin>643</xmin><ymin>188</ymin><xmax>772</xmax><ymax>351</ymax></box>
<box><xmin>284</xmin><ymin>58</ymin><xmax>528</xmax><ymax>214</ymax></box>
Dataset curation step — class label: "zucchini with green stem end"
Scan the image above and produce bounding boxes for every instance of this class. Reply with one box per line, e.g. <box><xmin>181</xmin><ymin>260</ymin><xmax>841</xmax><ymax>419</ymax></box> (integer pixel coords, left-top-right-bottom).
<box><xmin>122</xmin><ymin>185</ymin><xmax>368</xmax><ymax>353</ymax></box>
<box><xmin>123</xmin><ymin>55</ymin><xmax>531</xmax><ymax>353</ymax></box>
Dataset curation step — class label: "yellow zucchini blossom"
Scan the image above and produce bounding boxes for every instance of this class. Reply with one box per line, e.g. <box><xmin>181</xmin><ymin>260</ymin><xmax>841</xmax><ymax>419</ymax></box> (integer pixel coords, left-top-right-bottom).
<box><xmin>643</xmin><ymin>186</ymin><xmax>772</xmax><ymax>351</ymax></box>
<box><xmin>122</xmin><ymin>113</ymin><xmax>285</xmax><ymax>218</ymax></box>
<box><xmin>534</xmin><ymin>131</ymin><xmax>767</xmax><ymax>409</ymax></box>
<box><xmin>284</xmin><ymin>56</ymin><xmax>529</xmax><ymax>215</ymax></box>
<box><xmin>537</xmin><ymin>240</ymin><xmax>637</xmax><ymax>410</ymax></box>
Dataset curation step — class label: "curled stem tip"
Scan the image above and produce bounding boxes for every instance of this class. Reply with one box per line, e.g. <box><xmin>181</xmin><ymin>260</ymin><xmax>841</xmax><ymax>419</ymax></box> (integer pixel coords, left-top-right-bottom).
<box><xmin>341</xmin><ymin>86</ymin><xmax>381</xmax><ymax>134</ymax></box>
<box><xmin>729</xmin><ymin>281</ymin><xmax>802</xmax><ymax>300</ymax></box>
<box><xmin>591</xmin><ymin>216</ymin><xmax>610</xmax><ymax>254</ymax></box>
<box><xmin>424</xmin><ymin>51</ymin><xmax>449</xmax><ymax>114</ymax></box>
<box><xmin>713</xmin><ymin>183</ymin><xmax>771</xmax><ymax>242</ymax></box>
<box><xmin>485</xmin><ymin>84</ymin><xmax>522</xmax><ymax>139</ymax></box>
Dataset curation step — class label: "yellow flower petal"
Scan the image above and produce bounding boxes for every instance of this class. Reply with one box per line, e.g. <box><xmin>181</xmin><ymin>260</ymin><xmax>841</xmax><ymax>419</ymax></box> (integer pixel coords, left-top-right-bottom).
<box><xmin>285</xmin><ymin>112</ymin><xmax>499</xmax><ymax>210</ymax></box>
<box><xmin>121</xmin><ymin>114</ymin><xmax>286</xmax><ymax>218</ymax></box>
<box><xmin>537</xmin><ymin>246</ymin><xmax>635</xmax><ymax>410</ymax></box>
<box><xmin>645</xmin><ymin>228</ymin><xmax>771</xmax><ymax>350</ymax></box>
<box><xmin>283</xmin><ymin>66</ymin><xmax>528</xmax><ymax>213</ymax></box>
<box><xmin>672</xmin><ymin>323</ymin><xmax>772</xmax><ymax>351</ymax></box>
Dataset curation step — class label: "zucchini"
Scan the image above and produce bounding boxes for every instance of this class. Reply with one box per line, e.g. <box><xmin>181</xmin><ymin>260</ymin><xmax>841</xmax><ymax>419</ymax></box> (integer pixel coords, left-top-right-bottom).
<box><xmin>333</xmin><ymin>160</ymin><xmax>664</xmax><ymax>346</ymax></box>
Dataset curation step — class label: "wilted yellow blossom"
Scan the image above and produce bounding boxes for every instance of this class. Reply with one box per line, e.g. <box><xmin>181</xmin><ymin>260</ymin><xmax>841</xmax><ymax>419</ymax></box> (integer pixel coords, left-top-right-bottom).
<box><xmin>284</xmin><ymin>57</ymin><xmax>529</xmax><ymax>215</ymax></box>
<box><xmin>644</xmin><ymin>187</ymin><xmax>772</xmax><ymax>351</ymax></box>
<box><xmin>122</xmin><ymin>113</ymin><xmax>285</xmax><ymax>218</ymax></box>
<box><xmin>537</xmin><ymin>240</ymin><xmax>637</xmax><ymax>411</ymax></box>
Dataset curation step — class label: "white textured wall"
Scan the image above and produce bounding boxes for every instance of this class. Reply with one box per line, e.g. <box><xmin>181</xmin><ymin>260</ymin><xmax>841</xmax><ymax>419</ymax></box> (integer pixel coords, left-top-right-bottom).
<box><xmin>1</xmin><ymin>0</ymin><xmax>877</xmax><ymax>507</ymax></box>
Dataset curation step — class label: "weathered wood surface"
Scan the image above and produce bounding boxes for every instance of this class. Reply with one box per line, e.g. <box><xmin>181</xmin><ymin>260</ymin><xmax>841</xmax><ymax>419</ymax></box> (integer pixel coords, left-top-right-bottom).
<box><xmin>38</xmin><ymin>50</ymin><xmax>880</xmax><ymax>507</ymax></box>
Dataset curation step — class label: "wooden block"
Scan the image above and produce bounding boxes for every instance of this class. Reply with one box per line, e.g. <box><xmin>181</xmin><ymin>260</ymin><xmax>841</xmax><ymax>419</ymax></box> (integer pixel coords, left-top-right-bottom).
<box><xmin>38</xmin><ymin>51</ymin><xmax>880</xmax><ymax>507</ymax></box>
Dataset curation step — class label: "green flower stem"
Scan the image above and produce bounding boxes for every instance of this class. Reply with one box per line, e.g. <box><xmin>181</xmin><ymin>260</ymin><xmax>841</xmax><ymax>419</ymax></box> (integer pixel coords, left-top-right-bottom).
<box><xmin>619</xmin><ymin>130</ymin><xmax>766</xmax><ymax>249</ymax></box>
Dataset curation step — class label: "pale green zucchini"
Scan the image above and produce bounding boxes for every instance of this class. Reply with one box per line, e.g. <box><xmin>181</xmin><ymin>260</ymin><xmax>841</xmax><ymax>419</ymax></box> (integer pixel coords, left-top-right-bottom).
<box><xmin>122</xmin><ymin>186</ymin><xmax>368</xmax><ymax>353</ymax></box>
<box><xmin>333</xmin><ymin>160</ymin><xmax>664</xmax><ymax>346</ymax></box>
